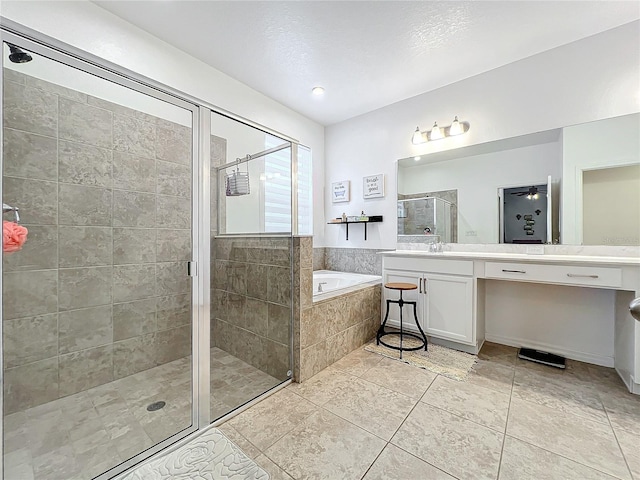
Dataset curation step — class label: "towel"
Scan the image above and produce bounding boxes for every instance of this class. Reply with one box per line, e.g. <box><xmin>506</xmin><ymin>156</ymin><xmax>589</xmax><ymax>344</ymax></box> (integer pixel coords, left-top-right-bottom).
<box><xmin>3</xmin><ymin>221</ymin><xmax>28</xmax><ymax>253</ymax></box>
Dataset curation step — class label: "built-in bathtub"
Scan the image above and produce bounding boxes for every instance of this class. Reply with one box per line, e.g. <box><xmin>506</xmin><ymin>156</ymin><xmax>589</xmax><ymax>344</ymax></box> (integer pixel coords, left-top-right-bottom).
<box><xmin>313</xmin><ymin>270</ymin><xmax>382</xmax><ymax>301</ymax></box>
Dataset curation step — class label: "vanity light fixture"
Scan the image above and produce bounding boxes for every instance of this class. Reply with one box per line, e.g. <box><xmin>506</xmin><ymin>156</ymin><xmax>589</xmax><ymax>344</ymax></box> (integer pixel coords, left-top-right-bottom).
<box><xmin>449</xmin><ymin>116</ymin><xmax>463</xmax><ymax>136</ymax></box>
<box><xmin>411</xmin><ymin>127</ymin><xmax>426</xmax><ymax>145</ymax></box>
<box><xmin>410</xmin><ymin>117</ymin><xmax>470</xmax><ymax>144</ymax></box>
<box><xmin>429</xmin><ymin>122</ymin><xmax>443</xmax><ymax>141</ymax></box>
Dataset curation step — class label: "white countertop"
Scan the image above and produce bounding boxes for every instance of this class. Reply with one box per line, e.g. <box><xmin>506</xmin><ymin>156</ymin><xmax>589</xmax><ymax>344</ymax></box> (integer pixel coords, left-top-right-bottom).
<box><xmin>381</xmin><ymin>250</ymin><xmax>640</xmax><ymax>266</ymax></box>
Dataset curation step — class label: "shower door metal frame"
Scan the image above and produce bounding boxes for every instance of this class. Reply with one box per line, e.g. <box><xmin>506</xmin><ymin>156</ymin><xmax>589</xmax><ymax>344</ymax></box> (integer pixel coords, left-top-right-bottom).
<box><xmin>0</xmin><ymin>25</ymin><xmax>209</xmax><ymax>480</ymax></box>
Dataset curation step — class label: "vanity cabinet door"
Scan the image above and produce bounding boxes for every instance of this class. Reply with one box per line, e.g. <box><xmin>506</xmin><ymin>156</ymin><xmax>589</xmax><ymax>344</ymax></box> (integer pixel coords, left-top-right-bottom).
<box><xmin>424</xmin><ymin>274</ymin><xmax>474</xmax><ymax>344</ymax></box>
<box><xmin>381</xmin><ymin>270</ymin><xmax>424</xmax><ymax>332</ymax></box>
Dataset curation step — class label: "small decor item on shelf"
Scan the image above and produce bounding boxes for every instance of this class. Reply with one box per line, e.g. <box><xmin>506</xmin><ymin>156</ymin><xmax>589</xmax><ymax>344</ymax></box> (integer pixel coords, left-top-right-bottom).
<box><xmin>359</xmin><ymin>211</ymin><xmax>369</xmax><ymax>221</ymax></box>
<box><xmin>342</xmin><ymin>212</ymin><xmax>347</xmax><ymax>222</ymax></box>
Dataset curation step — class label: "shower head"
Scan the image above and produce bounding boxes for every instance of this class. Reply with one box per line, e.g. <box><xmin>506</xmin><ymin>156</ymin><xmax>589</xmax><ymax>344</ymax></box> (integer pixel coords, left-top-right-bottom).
<box><xmin>8</xmin><ymin>45</ymin><xmax>32</xmax><ymax>64</ymax></box>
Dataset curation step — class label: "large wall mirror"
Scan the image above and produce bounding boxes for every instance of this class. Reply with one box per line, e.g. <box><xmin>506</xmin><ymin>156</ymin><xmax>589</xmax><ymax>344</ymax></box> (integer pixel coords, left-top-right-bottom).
<box><xmin>397</xmin><ymin>113</ymin><xmax>639</xmax><ymax>246</ymax></box>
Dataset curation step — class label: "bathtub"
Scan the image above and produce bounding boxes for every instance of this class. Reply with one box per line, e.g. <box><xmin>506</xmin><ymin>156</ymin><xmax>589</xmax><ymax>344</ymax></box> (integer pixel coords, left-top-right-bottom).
<box><xmin>313</xmin><ymin>270</ymin><xmax>382</xmax><ymax>300</ymax></box>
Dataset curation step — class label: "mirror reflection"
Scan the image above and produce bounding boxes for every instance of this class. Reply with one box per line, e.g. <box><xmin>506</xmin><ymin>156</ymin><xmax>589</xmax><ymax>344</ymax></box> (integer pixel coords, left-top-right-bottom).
<box><xmin>397</xmin><ymin>113</ymin><xmax>639</xmax><ymax>246</ymax></box>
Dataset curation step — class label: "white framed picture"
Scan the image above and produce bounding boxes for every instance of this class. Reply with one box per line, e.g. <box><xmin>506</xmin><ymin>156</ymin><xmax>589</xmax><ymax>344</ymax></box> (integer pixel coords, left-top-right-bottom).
<box><xmin>331</xmin><ymin>180</ymin><xmax>350</xmax><ymax>203</ymax></box>
<box><xmin>363</xmin><ymin>174</ymin><xmax>384</xmax><ymax>199</ymax></box>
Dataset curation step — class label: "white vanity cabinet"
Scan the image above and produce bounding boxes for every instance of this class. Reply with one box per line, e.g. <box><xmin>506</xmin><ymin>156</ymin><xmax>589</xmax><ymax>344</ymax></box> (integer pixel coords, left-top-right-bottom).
<box><xmin>423</xmin><ymin>274</ymin><xmax>474</xmax><ymax>344</ymax></box>
<box><xmin>381</xmin><ymin>255</ymin><xmax>478</xmax><ymax>351</ymax></box>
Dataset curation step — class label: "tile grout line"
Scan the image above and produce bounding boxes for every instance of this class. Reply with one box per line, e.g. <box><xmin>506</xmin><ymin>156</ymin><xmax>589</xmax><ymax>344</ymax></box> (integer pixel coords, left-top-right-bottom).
<box><xmin>603</xmin><ymin>401</ymin><xmax>635</xmax><ymax>480</ymax></box>
<box><xmin>379</xmin><ymin>374</ymin><xmax>464</xmax><ymax>480</ymax></box>
<box><xmin>495</xmin><ymin>356</ymin><xmax>516</xmax><ymax>480</ymax></box>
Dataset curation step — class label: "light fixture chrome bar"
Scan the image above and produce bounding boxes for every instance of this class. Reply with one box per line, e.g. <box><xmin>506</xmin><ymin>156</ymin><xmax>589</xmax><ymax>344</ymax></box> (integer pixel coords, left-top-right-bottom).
<box><xmin>216</xmin><ymin>143</ymin><xmax>292</xmax><ymax>171</ymax></box>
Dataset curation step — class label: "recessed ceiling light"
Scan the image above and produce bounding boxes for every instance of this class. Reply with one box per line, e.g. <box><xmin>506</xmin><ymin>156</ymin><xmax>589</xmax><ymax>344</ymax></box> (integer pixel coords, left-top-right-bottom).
<box><xmin>311</xmin><ymin>86</ymin><xmax>325</xmax><ymax>96</ymax></box>
<box><xmin>414</xmin><ymin>156</ymin><xmax>421</xmax><ymax>161</ymax></box>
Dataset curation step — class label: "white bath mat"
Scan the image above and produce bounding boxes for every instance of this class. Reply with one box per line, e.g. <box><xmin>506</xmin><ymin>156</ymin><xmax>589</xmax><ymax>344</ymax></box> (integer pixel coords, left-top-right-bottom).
<box><xmin>121</xmin><ymin>427</ymin><xmax>269</xmax><ymax>480</ymax></box>
<box><xmin>365</xmin><ymin>337</ymin><xmax>477</xmax><ymax>381</ymax></box>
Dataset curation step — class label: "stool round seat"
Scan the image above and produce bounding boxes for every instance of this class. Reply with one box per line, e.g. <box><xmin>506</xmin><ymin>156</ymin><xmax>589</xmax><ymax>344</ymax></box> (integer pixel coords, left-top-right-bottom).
<box><xmin>384</xmin><ymin>282</ymin><xmax>417</xmax><ymax>291</ymax></box>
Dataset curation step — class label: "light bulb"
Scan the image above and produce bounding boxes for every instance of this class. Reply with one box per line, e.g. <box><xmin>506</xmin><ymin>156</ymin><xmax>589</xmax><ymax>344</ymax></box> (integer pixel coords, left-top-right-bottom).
<box><xmin>414</xmin><ymin>156</ymin><xmax>421</xmax><ymax>161</ymax></box>
<box><xmin>430</xmin><ymin>122</ymin><xmax>443</xmax><ymax>140</ymax></box>
<box><xmin>449</xmin><ymin>116</ymin><xmax>462</xmax><ymax>136</ymax></box>
<box><xmin>411</xmin><ymin>126</ymin><xmax>426</xmax><ymax>145</ymax></box>
<box><xmin>311</xmin><ymin>86</ymin><xmax>325</xmax><ymax>95</ymax></box>
<box><xmin>527</xmin><ymin>194</ymin><xmax>532</xmax><ymax>200</ymax></box>
<box><xmin>533</xmin><ymin>193</ymin><xmax>539</xmax><ymax>200</ymax></box>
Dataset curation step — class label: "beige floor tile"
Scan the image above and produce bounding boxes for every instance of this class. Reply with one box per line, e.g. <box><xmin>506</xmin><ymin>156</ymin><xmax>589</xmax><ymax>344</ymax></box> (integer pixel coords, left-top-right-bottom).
<box><xmin>512</xmin><ymin>367</ymin><xmax>608</xmax><ymax>424</ymax></box>
<box><xmin>217</xmin><ymin>423</ymin><xmax>262</xmax><ymax>459</ymax></box>
<box><xmin>507</xmin><ymin>398</ymin><xmax>631</xmax><ymax>479</ymax></box>
<box><xmin>499</xmin><ymin>436</ymin><xmax>621</xmax><ymax>480</ymax></box>
<box><xmin>322</xmin><ymin>376</ymin><xmax>417</xmax><ymax>440</ymax></box>
<box><xmin>255</xmin><ymin>454</ymin><xmax>295</xmax><ymax>480</ymax></box>
<box><xmin>422</xmin><ymin>375</ymin><xmax>511</xmax><ymax>432</ymax></box>
<box><xmin>359</xmin><ymin>356</ymin><xmax>436</xmax><ymax>399</ymax></box>
<box><xmin>478</xmin><ymin>342</ymin><xmax>517</xmax><ymax>366</ymax></box>
<box><xmin>288</xmin><ymin>366</ymin><xmax>358</xmax><ymax>406</ymax></box>
<box><xmin>465</xmin><ymin>359</ymin><xmax>515</xmax><ymax>394</ymax></box>
<box><xmin>227</xmin><ymin>388</ymin><xmax>318</xmax><ymax>451</ymax></box>
<box><xmin>265</xmin><ymin>409</ymin><xmax>386</xmax><ymax>480</ymax></box>
<box><xmin>392</xmin><ymin>402</ymin><xmax>503</xmax><ymax>480</ymax></box>
<box><xmin>331</xmin><ymin>346</ymin><xmax>383</xmax><ymax>376</ymax></box>
<box><xmin>615</xmin><ymin>427</ymin><xmax>640</xmax><ymax>479</ymax></box>
<box><xmin>601</xmin><ymin>388</ymin><xmax>640</xmax><ymax>436</ymax></box>
<box><xmin>363</xmin><ymin>444</ymin><xmax>455</xmax><ymax>480</ymax></box>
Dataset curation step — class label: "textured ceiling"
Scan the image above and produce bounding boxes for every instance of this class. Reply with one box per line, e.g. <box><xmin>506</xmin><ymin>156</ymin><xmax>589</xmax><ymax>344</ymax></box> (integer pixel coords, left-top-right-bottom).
<box><xmin>94</xmin><ymin>1</ymin><xmax>639</xmax><ymax>126</ymax></box>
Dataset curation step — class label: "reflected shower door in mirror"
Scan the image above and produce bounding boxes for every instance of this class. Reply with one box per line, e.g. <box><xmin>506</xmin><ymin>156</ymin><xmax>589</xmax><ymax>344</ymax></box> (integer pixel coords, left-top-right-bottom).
<box><xmin>397</xmin><ymin>112</ymin><xmax>639</xmax><ymax>246</ymax></box>
<box><xmin>397</xmin><ymin>196</ymin><xmax>455</xmax><ymax>243</ymax></box>
<box><xmin>209</xmin><ymin>111</ymin><xmax>293</xmax><ymax>423</ymax></box>
<box><xmin>2</xmin><ymin>42</ymin><xmax>195</xmax><ymax>479</ymax></box>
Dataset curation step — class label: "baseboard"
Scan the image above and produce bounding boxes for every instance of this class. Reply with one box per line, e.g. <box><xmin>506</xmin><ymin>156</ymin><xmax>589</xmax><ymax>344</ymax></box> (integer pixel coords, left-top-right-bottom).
<box><xmin>485</xmin><ymin>333</ymin><xmax>614</xmax><ymax>367</ymax></box>
<box><xmin>617</xmin><ymin>370</ymin><xmax>640</xmax><ymax>395</ymax></box>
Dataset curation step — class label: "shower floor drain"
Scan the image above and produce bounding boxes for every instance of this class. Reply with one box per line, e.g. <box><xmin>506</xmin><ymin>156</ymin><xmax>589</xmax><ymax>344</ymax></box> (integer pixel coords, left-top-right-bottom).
<box><xmin>147</xmin><ymin>401</ymin><xmax>166</xmax><ymax>412</ymax></box>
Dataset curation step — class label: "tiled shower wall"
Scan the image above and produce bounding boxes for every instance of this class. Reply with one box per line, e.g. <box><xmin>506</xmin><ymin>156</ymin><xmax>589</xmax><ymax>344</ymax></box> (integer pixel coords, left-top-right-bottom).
<box><xmin>211</xmin><ymin>236</ymin><xmax>291</xmax><ymax>379</ymax></box>
<box><xmin>2</xmin><ymin>69</ymin><xmax>192</xmax><ymax>414</ymax></box>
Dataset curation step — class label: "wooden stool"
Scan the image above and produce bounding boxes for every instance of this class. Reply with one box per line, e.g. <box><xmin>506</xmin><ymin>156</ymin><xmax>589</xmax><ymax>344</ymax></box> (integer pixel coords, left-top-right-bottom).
<box><xmin>376</xmin><ymin>282</ymin><xmax>428</xmax><ymax>358</ymax></box>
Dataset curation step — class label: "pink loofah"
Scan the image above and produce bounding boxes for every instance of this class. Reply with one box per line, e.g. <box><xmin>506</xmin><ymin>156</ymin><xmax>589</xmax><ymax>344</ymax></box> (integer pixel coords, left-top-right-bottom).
<box><xmin>3</xmin><ymin>221</ymin><xmax>28</xmax><ymax>253</ymax></box>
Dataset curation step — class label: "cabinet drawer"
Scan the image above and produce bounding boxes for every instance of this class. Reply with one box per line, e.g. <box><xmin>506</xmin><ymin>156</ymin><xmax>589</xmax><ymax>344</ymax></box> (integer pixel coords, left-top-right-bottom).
<box><xmin>384</xmin><ymin>256</ymin><xmax>473</xmax><ymax>276</ymax></box>
<box><xmin>484</xmin><ymin>262</ymin><xmax>622</xmax><ymax>288</ymax></box>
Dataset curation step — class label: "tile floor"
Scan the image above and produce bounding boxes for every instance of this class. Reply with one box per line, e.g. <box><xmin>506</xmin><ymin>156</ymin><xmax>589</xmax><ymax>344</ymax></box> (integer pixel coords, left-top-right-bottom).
<box><xmin>219</xmin><ymin>342</ymin><xmax>640</xmax><ymax>480</ymax></box>
<box><xmin>3</xmin><ymin>347</ymin><xmax>281</xmax><ymax>480</ymax></box>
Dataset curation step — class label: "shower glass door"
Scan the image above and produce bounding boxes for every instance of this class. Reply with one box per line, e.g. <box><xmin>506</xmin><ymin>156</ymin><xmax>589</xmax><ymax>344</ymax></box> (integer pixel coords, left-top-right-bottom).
<box><xmin>210</xmin><ymin>111</ymin><xmax>294</xmax><ymax>421</ymax></box>
<box><xmin>1</xmin><ymin>39</ymin><xmax>198</xmax><ymax>479</ymax></box>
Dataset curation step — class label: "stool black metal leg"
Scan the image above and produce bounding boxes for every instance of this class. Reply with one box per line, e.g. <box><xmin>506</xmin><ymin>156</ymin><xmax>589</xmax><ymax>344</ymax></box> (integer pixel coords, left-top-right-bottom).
<box><xmin>399</xmin><ymin>291</ymin><xmax>404</xmax><ymax>359</ymax></box>
<box><xmin>377</xmin><ymin>299</ymin><xmax>392</xmax><ymax>345</ymax></box>
<box><xmin>413</xmin><ymin>301</ymin><xmax>428</xmax><ymax>351</ymax></box>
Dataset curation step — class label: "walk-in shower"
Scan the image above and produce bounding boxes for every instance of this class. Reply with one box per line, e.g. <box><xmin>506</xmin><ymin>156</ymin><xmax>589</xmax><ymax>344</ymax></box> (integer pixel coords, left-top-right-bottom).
<box><xmin>1</xmin><ymin>33</ymin><xmax>302</xmax><ymax>480</ymax></box>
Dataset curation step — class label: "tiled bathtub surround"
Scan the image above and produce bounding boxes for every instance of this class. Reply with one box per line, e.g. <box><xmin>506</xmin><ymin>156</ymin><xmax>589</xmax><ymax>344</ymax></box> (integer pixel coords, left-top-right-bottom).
<box><xmin>312</xmin><ymin>247</ymin><xmax>325</xmax><ymax>271</ymax></box>
<box><xmin>295</xmin><ymin>238</ymin><xmax>382</xmax><ymax>382</ymax></box>
<box><xmin>2</xmin><ymin>69</ymin><xmax>192</xmax><ymax>414</ymax></box>
<box><xmin>211</xmin><ymin>236</ymin><xmax>292</xmax><ymax>380</ymax></box>
<box><xmin>324</xmin><ymin>247</ymin><xmax>390</xmax><ymax>276</ymax></box>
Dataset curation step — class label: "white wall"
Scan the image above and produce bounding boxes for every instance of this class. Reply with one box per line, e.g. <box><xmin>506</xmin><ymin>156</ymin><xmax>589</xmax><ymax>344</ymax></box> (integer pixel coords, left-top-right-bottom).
<box><xmin>1</xmin><ymin>0</ymin><xmax>326</xmax><ymax>243</ymax></box>
<box><xmin>562</xmin><ymin>113</ymin><xmax>640</xmax><ymax>244</ymax></box>
<box><xmin>325</xmin><ymin>21</ymin><xmax>640</xmax><ymax>249</ymax></box>
<box><xmin>583</xmin><ymin>164</ymin><xmax>640</xmax><ymax>246</ymax></box>
<box><xmin>399</xmin><ymin>141</ymin><xmax>562</xmax><ymax>243</ymax></box>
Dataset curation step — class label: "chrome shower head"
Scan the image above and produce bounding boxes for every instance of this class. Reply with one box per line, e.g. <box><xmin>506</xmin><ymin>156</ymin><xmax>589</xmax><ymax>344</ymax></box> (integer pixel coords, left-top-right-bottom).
<box><xmin>8</xmin><ymin>45</ymin><xmax>32</xmax><ymax>64</ymax></box>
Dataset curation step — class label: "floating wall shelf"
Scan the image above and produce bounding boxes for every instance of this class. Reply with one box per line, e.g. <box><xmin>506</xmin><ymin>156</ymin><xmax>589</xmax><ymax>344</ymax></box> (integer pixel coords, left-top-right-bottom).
<box><xmin>327</xmin><ymin>216</ymin><xmax>383</xmax><ymax>241</ymax></box>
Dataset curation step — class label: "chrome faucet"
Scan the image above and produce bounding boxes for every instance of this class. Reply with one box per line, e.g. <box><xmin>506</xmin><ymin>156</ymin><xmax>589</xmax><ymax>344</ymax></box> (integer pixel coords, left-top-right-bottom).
<box><xmin>317</xmin><ymin>282</ymin><xmax>328</xmax><ymax>293</ymax></box>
